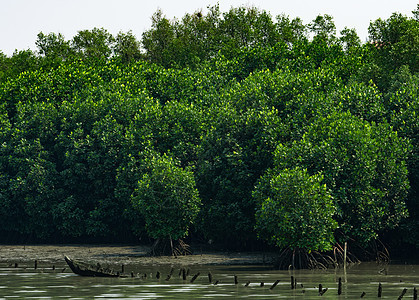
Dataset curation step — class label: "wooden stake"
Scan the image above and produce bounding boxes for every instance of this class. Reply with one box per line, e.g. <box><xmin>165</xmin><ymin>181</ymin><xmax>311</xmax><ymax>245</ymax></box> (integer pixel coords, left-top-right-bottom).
<box><xmin>320</xmin><ymin>288</ymin><xmax>328</xmax><ymax>296</ymax></box>
<box><xmin>397</xmin><ymin>288</ymin><xmax>407</xmax><ymax>300</ymax></box>
<box><xmin>338</xmin><ymin>277</ymin><xmax>342</xmax><ymax>295</ymax></box>
<box><xmin>190</xmin><ymin>272</ymin><xmax>200</xmax><ymax>283</ymax></box>
<box><xmin>270</xmin><ymin>280</ymin><xmax>280</xmax><ymax>290</ymax></box>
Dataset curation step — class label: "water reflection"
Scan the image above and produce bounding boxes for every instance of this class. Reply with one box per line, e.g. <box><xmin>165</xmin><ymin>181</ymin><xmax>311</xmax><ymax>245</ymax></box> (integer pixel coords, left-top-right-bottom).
<box><xmin>0</xmin><ymin>262</ymin><xmax>417</xmax><ymax>299</ymax></box>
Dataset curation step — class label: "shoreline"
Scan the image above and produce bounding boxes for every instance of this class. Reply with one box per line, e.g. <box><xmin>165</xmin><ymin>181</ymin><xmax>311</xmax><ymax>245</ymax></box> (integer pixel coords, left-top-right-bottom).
<box><xmin>0</xmin><ymin>244</ymin><xmax>276</xmax><ymax>267</ymax></box>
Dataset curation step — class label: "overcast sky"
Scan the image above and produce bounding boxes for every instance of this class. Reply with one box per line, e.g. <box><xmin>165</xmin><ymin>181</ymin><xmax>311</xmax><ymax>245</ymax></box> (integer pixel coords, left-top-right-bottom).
<box><xmin>1</xmin><ymin>0</ymin><xmax>417</xmax><ymax>56</ymax></box>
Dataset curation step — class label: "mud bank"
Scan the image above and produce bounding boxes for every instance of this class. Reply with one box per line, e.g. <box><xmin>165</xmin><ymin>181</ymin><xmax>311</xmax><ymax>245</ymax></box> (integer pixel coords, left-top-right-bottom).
<box><xmin>0</xmin><ymin>244</ymin><xmax>276</xmax><ymax>267</ymax></box>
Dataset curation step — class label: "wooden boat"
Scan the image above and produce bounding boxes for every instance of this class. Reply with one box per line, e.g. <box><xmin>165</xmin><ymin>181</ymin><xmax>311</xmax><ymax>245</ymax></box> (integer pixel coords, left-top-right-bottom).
<box><xmin>64</xmin><ymin>256</ymin><xmax>120</xmax><ymax>277</ymax></box>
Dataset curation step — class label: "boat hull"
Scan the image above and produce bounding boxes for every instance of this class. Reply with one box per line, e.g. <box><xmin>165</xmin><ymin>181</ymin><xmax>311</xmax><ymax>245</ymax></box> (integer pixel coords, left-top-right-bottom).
<box><xmin>64</xmin><ymin>256</ymin><xmax>119</xmax><ymax>277</ymax></box>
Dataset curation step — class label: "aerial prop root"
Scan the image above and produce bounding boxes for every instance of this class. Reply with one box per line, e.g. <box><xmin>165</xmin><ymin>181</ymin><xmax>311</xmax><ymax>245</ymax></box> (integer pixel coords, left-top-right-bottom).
<box><xmin>149</xmin><ymin>238</ymin><xmax>192</xmax><ymax>256</ymax></box>
<box><xmin>274</xmin><ymin>245</ymin><xmax>359</xmax><ymax>270</ymax></box>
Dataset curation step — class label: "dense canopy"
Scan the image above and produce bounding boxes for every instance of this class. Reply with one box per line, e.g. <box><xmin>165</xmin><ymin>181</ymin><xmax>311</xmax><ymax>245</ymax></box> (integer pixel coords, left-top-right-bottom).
<box><xmin>0</xmin><ymin>4</ymin><xmax>418</xmax><ymax>257</ymax></box>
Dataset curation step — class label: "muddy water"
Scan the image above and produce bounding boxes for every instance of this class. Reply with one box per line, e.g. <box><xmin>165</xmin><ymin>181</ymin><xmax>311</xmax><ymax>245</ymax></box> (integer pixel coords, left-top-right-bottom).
<box><xmin>0</xmin><ymin>262</ymin><xmax>418</xmax><ymax>299</ymax></box>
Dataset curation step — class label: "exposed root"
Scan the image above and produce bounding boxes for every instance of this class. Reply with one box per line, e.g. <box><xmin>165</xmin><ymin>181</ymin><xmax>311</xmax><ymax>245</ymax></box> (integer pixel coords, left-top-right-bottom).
<box><xmin>336</xmin><ymin>239</ymin><xmax>390</xmax><ymax>265</ymax></box>
<box><xmin>273</xmin><ymin>245</ymin><xmax>360</xmax><ymax>270</ymax></box>
<box><xmin>148</xmin><ymin>238</ymin><xmax>192</xmax><ymax>257</ymax></box>
<box><xmin>333</xmin><ymin>242</ymin><xmax>361</xmax><ymax>266</ymax></box>
<box><xmin>172</xmin><ymin>239</ymin><xmax>192</xmax><ymax>256</ymax></box>
<box><xmin>272</xmin><ymin>239</ymin><xmax>394</xmax><ymax>270</ymax></box>
<box><xmin>274</xmin><ymin>247</ymin><xmax>336</xmax><ymax>270</ymax></box>
<box><xmin>374</xmin><ymin>239</ymin><xmax>390</xmax><ymax>265</ymax></box>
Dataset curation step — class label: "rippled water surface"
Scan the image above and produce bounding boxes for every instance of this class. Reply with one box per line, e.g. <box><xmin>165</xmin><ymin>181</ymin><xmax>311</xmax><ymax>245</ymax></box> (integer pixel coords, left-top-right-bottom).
<box><xmin>0</xmin><ymin>262</ymin><xmax>418</xmax><ymax>299</ymax></box>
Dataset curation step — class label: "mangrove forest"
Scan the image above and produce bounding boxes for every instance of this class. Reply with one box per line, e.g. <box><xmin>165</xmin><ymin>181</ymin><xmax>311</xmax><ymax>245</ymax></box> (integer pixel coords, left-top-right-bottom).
<box><xmin>0</xmin><ymin>4</ymin><xmax>418</xmax><ymax>263</ymax></box>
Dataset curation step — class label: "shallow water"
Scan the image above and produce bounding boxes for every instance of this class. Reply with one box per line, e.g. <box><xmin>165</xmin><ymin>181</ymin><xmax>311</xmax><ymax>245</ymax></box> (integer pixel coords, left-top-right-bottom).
<box><xmin>0</xmin><ymin>262</ymin><xmax>418</xmax><ymax>299</ymax></box>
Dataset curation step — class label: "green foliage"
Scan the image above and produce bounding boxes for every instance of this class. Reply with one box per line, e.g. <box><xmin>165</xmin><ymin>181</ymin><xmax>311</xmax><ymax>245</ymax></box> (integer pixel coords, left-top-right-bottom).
<box><xmin>414</xmin><ymin>4</ymin><xmax>419</xmax><ymax>21</ymax></box>
<box><xmin>385</xmin><ymin>67</ymin><xmax>419</xmax><ymax>247</ymax></box>
<box><xmin>339</xmin><ymin>27</ymin><xmax>361</xmax><ymax>51</ymax></box>
<box><xmin>131</xmin><ymin>154</ymin><xmax>201</xmax><ymax>240</ymax></box>
<box><xmin>113</xmin><ymin>31</ymin><xmax>142</xmax><ymax>63</ymax></box>
<box><xmin>0</xmin><ymin>5</ymin><xmax>417</xmax><ymax>253</ymax></box>
<box><xmin>275</xmin><ymin>14</ymin><xmax>307</xmax><ymax>44</ymax></box>
<box><xmin>0</xmin><ymin>50</ymin><xmax>39</xmax><ymax>82</ymax></box>
<box><xmin>254</xmin><ymin>167</ymin><xmax>337</xmax><ymax>251</ymax></box>
<box><xmin>72</xmin><ymin>27</ymin><xmax>115</xmax><ymax>61</ymax></box>
<box><xmin>274</xmin><ymin>111</ymin><xmax>410</xmax><ymax>244</ymax></box>
<box><xmin>142</xmin><ymin>10</ymin><xmax>176</xmax><ymax>67</ymax></box>
<box><xmin>194</xmin><ymin>99</ymin><xmax>284</xmax><ymax>244</ymax></box>
<box><xmin>366</xmin><ymin>11</ymin><xmax>419</xmax><ymax>90</ymax></box>
<box><xmin>308</xmin><ymin>14</ymin><xmax>336</xmax><ymax>43</ymax></box>
<box><xmin>328</xmin><ymin>81</ymin><xmax>386</xmax><ymax>122</ymax></box>
<box><xmin>36</xmin><ymin>32</ymin><xmax>74</xmax><ymax>66</ymax></box>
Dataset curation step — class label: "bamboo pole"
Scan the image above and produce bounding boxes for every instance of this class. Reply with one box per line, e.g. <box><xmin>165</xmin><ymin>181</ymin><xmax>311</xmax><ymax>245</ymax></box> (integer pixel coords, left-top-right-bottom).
<box><xmin>344</xmin><ymin>242</ymin><xmax>347</xmax><ymax>282</ymax></box>
<box><xmin>344</xmin><ymin>242</ymin><xmax>347</xmax><ymax>268</ymax></box>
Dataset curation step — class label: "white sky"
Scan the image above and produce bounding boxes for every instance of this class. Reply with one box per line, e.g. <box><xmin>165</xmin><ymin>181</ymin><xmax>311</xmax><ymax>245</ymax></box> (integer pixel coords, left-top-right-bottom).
<box><xmin>1</xmin><ymin>0</ymin><xmax>417</xmax><ymax>56</ymax></box>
